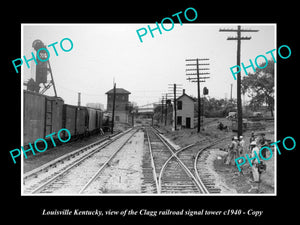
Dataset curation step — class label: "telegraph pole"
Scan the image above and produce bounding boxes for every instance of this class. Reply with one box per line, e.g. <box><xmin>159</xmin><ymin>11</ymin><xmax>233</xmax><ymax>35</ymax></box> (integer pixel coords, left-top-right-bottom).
<box><xmin>173</xmin><ymin>84</ymin><xmax>177</xmax><ymax>130</ymax></box>
<box><xmin>111</xmin><ymin>82</ymin><xmax>116</xmax><ymax>134</ymax></box>
<box><xmin>165</xmin><ymin>93</ymin><xmax>168</xmax><ymax>126</ymax></box>
<box><xmin>219</xmin><ymin>26</ymin><xmax>259</xmax><ymax>137</ymax></box>
<box><xmin>161</xmin><ymin>94</ymin><xmax>168</xmax><ymax>126</ymax></box>
<box><xmin>161</xmin><ymin>96</ymin><xmax>164</xmax><ymax>125</ymax></box>
<box><xmin>78</xmin><ymin>92</ymin><xmax>81</xmax><ymax>107</ymax></box>
<box><xmin>186</xmin><ymin>58</ymin><xmax>210</xmax><ymax>133</ymax></box>
<box><xmin>168</xmin><ymin>84</ymin><xmax>182</xmax><ymax>131</ymax></box>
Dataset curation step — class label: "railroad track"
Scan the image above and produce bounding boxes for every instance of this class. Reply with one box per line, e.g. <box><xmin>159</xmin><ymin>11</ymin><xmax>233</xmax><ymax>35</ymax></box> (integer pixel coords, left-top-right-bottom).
<box><xmin>193</xmin><ymin>136</ymin><xmax>230</xmax><ymax>194</ymax></box>
<box><xmin>142</xmin><ymin>127</ymin><xmax>206</xmax><ymax>194</ymax></box>
<box><xmin>23</xmin><ymin>130</ymin><xmax>123</xmax><ymax>182</ymax></box>
<box><xmin>23</xmin><ymin>128</ymin><xmax>138</xmax><ymax>194</ymax></box>
<box><xmin>142</xmin><ymin>126</ymin><xmax>230</xmax><ymax>194</ymax></box>
<box><xmin>141</xmin><ymin>128</ymin><xmax>173</xmax><ymax>193</ymax></box>
<box><xmin>24</xmin><ymin>124</ymin><xmax>230</xmax><ymax>195</ymax></box>
<box><xmin>79</xmin><ymin>128</ymin><xmax>142</xmax><ymax>194</ymax></box>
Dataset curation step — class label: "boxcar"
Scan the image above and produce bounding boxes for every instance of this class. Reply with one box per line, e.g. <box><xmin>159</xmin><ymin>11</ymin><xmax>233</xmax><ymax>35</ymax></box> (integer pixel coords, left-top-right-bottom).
<box><xmin>62</xmin><ymin>104</ymin><xmax>76</xmax><ymax>137</ymax></box>
<box><xmin>96</xmin><ymin>110</ymin><xmax>103</xmax><ymax>130</ymax></box>
<box><xmin>86</xmin><ymin>108</ymin><xmax>102</xmax><ymax>134</ymax></box>
<box><xmin>24</xmin><ymin>90</ymin><xmax>104</xmax><ymax>146</ymax></box>
<box><xmin>62</xmin><ymin>104</ymin><xmax>89</xmax><ymax>138</ymax></box>
<box><xmin>23</xmin><ymin>90</ymin><xmax>64</xmax><ymax>146</ymax></box>
<box><xmin>76</xmin><ymin>107</ymin><xmax>89</xmax><ymax>135</ymax></box>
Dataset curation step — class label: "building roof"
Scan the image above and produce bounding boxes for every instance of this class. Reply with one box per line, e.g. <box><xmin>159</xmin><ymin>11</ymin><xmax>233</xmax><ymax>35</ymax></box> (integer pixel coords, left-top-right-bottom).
<box><xmin>176</xmin><ymin>93</ymin><xmax>195</xmax><ymax>102</ymax></box>
<box><xmin>105</xmin><ymin>88</ymin><xmax>131</xmax><ymax>95</ymax></box>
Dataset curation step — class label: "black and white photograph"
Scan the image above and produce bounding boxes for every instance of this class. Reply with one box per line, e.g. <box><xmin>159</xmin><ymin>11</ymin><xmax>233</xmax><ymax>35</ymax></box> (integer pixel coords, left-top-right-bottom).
<box><xmin>21</xmin><ymin>24</ymin><xmax>276</xmax><ymax>195</ymax></box>
<box><xmin>4</xmin><ymin>1</ymin><xmax>298</xmax><ymax>224</ymax></box>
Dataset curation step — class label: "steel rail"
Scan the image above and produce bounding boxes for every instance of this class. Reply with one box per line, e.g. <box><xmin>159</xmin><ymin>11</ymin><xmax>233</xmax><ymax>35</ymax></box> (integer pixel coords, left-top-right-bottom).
<box><xmin>145</xmin><ymin>129</ymin><xmax>160</xmax><ymax>194</ymax></box>
<box><xmin>29</xmin><ymin>128</ymin><xmax>134</xmax><ymax>194</ymax></box>
<box><xmin>193</xmin><ymin>135</ymin><xmax>232</xmax><ymax>194</ymax></box>
<box><xmin>24</xmin><ymin>130</ymin><xmax>124</xmax><ymax>181</ymax></box>
<box><xmin>151</xmin><ymin>129</ymin><xmax>206</xmax><ymax>194</ymax></box>
<box><xmin>79</xmin><ymin>129</ymin><xmax>139</xmax><ymax>194</ymax></box>
<box><xmin>157</xmin><ymin>142</ymin><xmax>197</xmax><ymax>193</ymax></box>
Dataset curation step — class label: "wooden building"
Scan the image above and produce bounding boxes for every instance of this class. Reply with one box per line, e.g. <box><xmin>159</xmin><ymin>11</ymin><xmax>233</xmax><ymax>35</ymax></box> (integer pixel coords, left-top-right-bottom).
<box><xmin>176</xmin><ymin>90</ymin><xmax>195</xmax><ymax>129</ymax></box>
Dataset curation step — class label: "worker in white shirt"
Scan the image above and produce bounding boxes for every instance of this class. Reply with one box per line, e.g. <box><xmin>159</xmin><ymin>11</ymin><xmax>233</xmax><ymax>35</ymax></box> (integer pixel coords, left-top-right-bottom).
<box><xmin>250</xmin><ymin>141</ymin><xmax>260</xmax><ymax>183</ymax></box>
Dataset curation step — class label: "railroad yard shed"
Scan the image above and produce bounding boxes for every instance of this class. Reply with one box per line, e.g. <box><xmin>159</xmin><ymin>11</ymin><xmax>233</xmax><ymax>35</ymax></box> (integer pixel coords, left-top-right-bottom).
<box><xmin>176</xmin><ymin>90</ymin><xmax>195</xmax><ymax>129</ymax></box>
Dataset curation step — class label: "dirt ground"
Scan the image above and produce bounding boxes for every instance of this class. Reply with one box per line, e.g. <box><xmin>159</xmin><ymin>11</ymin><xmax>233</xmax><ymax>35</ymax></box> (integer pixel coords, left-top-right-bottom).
<box><xmin>74</xmin><ymin>130</ymin><xmax>145</xmax><ymax>194</ymax></box>
<box><xmin>159</xmin><ymin>117</ymin><xmax>275</xmax><ymax>194</ymax></box>
<box><xmin>213</xmin><ymin>153</ymin><xmax>274</xmax><ymax>194</ymax></box>
<box><xmin>94</xmin><ymin>130</ymin><xmax>144</xmax><ymax>194</ymax></box>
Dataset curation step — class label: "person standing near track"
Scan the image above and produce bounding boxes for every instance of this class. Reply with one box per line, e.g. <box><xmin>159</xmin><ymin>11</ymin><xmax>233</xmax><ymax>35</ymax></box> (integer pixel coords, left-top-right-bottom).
<box><xmin>250</xmin><ymin>141</ymin><xmax>260</xmax><ymax>183</ymax></box>
<box><xmin>249</xmin><ymin>132</ymin><xmax>256</xmax><ymax>154</ymax></box>
<box><xmin>225</xmin><ymin>137</ymin><xmax>234</xmax><ymax>165</ymax></box>
<box><xmin>239</xmin><ymin>136</ymin><xmax>245</xmax><ymax>156</ymax></box>
<box><xmin>250</xmin><ymin>132</ymin><xmax>256</xmax><ymax>142</ymax></box>
<box><xmin>231</xmin><ymin>136</ymin><xmax>239</xmax><ymax>165</ymax></box>
<box><xmin>225</xmin><ymin>136</ymin><xmax>239</xmax><ymax>165</ymax></box>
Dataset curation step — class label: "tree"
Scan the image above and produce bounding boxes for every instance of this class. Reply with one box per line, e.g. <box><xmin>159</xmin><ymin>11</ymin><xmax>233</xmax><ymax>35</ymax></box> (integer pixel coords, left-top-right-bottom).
<box><xmin>153</xmin><ymin>105</ymin><xmax>160</xmax><ymax>121</ymax></box>
<box><xmin>195</xmin><ymin>97</ymin><xmax>236</xmax><ymax>118</ymax></box>
<box><xmin>241</xmin><ymin>59</ymin><xmax>274</xmax><ymax>117</ymax></box>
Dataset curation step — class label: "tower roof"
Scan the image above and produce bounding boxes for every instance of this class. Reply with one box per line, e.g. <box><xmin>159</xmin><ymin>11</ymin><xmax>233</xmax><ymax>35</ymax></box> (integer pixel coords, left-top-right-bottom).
<box><xmin>105</xmin><ymin>88</ymin><xmax>131</xmax><ymax>94</ymax></box>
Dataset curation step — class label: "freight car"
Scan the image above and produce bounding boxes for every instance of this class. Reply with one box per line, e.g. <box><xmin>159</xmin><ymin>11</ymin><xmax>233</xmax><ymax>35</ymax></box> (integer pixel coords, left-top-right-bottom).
<box><xmin>62</xmin><ymin>104</ymin><xmax>88</xmax><ymax>138</ymax></box>
<box><xmin>86</xmin><ymin>107</ymin><xmax>103</xmax><ymax>135</ymax></box>
<box><xmin>23</xmin><ymin>90</ymin><xmax>104</xmax><ymax>146</ymax></box>
<box><xmin>23</xmin><ymin>90</ymin><xmax>64</xmax><ymax>146</ymax></box>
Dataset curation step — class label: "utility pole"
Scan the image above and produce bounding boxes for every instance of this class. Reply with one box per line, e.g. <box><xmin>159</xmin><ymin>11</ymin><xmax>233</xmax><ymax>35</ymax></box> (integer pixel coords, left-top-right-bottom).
<box><xmin>77</xmin><ymin>92</ymin><xmax>81</xmax><ymax>107</ymax></box>
<box><xmin>161</xmin><ymin>96</ymin><xmax>164</xmax><ymax>125</ymax></box>
<box><xmin>173</xmin><ymin>84</ymin><xmax>177</xmax><ymax>130</ymax></box>
<box><xmin>219</xmin><ymin>26</ymin><xmax>259</xmax><ymax>137</ymax></box>
<box><xmin>161</xmin><ymin>94</ymin><xmax>168</xmax><ymax>126</ymax></box>
<box><xmin>230</xmin><ymin>83</ymin><xmax>233</xmax><ymax>101</ymax></box>
<box><xmin>186</xmin><ymin>58</ymin><xmax>210</xmax><ymax>133</ymax></box>
<box><xmin>168</xmin><ymin>84</ymin><xmax>182</xmax><ymax>131</ymax></box>
<box><xmin>111</xmin><ymin>82</ymin><xmax>116</xmax><ymax>134</ymax></box>
<box><xmin>132</xmin><ymin>107</ymin><xmax>134</xmax><ymax>127</ymax></box>
<box><xmin>174</xmin><ymin>84</ymin><xmax>177</xmax><ymax>130</ymax></box>
<box><xmin>165</xmin><ymin>93</ymin><xmax>168</xmax><ymax>126</ymax></box>
<box><xmin>203</xmin><ymin>87</ymin><xmax>209</xmax><ymax>121</ymax></box>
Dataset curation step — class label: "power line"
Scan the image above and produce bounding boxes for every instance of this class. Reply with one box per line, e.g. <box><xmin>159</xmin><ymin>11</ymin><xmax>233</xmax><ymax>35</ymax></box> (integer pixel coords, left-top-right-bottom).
<box><xmin>168</xmin><ymin>83</ymin><xmax>182</xmax><ymax>130</ymax></box>
<box><xmin>186</xmin><ymin>58</ymin><xmax>210</xmax><ymax>133</ymax></box>
<box><xmin>219</xmin><ymin>25</ymin><xmax>259</xmax><ymax>137</ymax></box>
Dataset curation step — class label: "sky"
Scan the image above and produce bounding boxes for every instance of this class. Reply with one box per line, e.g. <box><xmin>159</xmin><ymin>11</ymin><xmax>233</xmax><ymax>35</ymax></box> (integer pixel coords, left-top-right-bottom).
<box><xmin>22</xmin><ymin>24</ymin><xmax>275</xmax><ymax>109</ymax></box>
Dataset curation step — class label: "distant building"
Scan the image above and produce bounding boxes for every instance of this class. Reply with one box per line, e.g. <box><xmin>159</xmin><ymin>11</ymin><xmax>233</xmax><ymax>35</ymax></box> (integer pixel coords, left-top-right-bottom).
<box><xmin>176</xmin><ymin>89</ymin><xmax>195</xmax><ymax>129</ymax></box>
<box><xmin>86</xmin><ymin>103</ymin><xmax>104</xmax><ymax>110</ymax></box>
<box><xmin>105</xmin><ymin>88</ymin><xmax>131</xmax><ymax>123</ymax></box>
